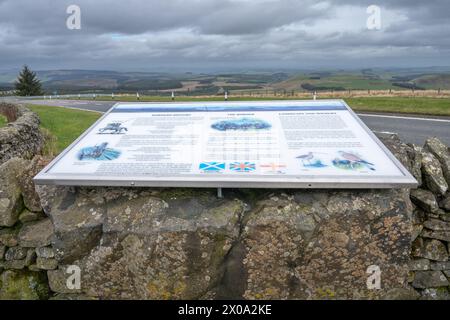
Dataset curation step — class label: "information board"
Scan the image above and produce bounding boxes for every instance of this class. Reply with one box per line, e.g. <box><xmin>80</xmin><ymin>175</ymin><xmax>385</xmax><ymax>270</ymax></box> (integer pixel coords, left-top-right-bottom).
<box><xmin>34</xmin><ymin>100</ymin><xmax>418</xmax><ymax>188</ymax></box>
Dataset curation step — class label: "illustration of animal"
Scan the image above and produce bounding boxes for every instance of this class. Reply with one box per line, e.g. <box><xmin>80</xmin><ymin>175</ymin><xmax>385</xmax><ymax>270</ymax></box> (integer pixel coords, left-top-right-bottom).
<box><xmin>78</xmin><ymin>142</ymin><xmax>121</xmax><ymax>161</ymax></box>
<box><xmin>98</xmin><ymin>122</ymin><xmax>128</xmax><ymax>134</ymax></box>
<box><xmin>79</xmin><ymin>143</ymin><xmax>108</xmax><ymax>160</ymax></box>
<box><xmin>338</xmin><ymin>151</ymin><xmax>375</xmax><ymax>170</ymax></box>
<box><xmin>296</xmin><ymin>152</ymin><xmax>314</xmax><ymax>165</ymax></box>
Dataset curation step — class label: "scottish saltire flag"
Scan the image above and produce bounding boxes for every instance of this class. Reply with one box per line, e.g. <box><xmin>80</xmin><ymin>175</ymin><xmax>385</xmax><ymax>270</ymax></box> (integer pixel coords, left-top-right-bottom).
<box><xmin>229</xmin><ymin>162</ymin><xmax>256</xmax><ymax>172</ymax></box>
<box><xmin>199</xmin><ymin>162</ymin><xmax>226</xmax><ymax>172</ymax></box>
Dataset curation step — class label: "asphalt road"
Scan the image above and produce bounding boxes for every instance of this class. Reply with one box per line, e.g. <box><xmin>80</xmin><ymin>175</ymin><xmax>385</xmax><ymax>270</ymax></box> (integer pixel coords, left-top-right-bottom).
<box><xmin>11</xmin><ymin>98</ymin><xmax>450</xmax><ymax>146</ymax></box>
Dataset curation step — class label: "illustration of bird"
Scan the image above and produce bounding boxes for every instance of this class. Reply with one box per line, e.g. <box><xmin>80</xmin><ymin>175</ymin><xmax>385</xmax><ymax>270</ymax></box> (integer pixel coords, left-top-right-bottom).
<box><xmin>296</xmin><ymin>152</ymin><xmax>314</xmax><ymax>165</ymax></box>
<box><xmin>78</xmin><ymin>142</ymin><xmax>121</xmax><ymax>161</ymax></box>
<box><xmin>338</xmin><ymin>151</ymin><xmax>375</xmax><ymax>170</ymax></box>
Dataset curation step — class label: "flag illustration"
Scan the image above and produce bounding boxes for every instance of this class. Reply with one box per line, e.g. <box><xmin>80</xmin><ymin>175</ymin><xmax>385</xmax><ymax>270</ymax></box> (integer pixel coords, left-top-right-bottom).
<box><xmin>199</xmin><ymin>162</ymin><xmax>226</xmax><ymax>172</ymax></box>
<box><xmin>260</xmin><ymin>163</ymin><xmax>286</xmax><ymax>173</ymax></box>
<box><xmin>229</xmin><ymin>162</ymin><xmax>256</xmax><ymax>172</ymax></box>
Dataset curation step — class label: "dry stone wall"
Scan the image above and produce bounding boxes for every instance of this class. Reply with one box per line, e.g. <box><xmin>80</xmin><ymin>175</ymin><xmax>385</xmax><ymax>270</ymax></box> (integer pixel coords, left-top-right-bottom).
<box><xmin>0</xmin><ymin>102</ymin><xmax>43</xmax><ymax>165</ymax></box>
<box><xmin>0</xmin><ymin>104</ymin><xmax>449</xmax><ymax>300</ymax></box>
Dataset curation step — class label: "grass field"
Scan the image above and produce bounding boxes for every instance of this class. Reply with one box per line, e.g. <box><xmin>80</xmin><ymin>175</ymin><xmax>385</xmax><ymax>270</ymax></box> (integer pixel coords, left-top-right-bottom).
<box><xmin>0</xmin><ymin>114</ymin><xmax>7</xmax><ymax>128</ymax></box>
<box><xmin>27</xmin><ymin>104</ymin><xmax>101</xmax><ymax>153</ymax></box>
<box><xmin>346</xmin><ymin>97</ymin><xmax>450</xmax><ymax>116</ymax></box>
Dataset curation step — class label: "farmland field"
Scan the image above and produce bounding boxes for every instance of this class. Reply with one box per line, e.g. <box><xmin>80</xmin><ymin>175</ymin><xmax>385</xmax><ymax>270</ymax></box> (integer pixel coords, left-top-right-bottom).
<box><xmin>3</xmin><ymin>68</ymin><xmax>450</xmax><ymax>96</ymax></box>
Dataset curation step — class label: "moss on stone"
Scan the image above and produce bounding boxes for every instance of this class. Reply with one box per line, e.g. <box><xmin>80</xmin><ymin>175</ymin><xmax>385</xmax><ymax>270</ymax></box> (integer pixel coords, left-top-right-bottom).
<box><xmin>0</xmin><ymin>270</ymin><xmax>50</xmax><ymax>300</ymax></box>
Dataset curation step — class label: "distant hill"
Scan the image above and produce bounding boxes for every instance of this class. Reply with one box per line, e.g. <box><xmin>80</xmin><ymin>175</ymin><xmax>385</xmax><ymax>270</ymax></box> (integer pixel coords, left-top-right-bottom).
<box><xmin>274</xmin><ymin>68</ymin><xmax>450</xmax><ymax>92</ymax></box>
<box><xmin>0</xmin><ymin>69</ymin><xmax>290</xmax><ymax>94</ymax></box>
<box><xmin>1</xmin><ymin>68</ymin><xmax>449</xmax><ymax>95</ymax></box>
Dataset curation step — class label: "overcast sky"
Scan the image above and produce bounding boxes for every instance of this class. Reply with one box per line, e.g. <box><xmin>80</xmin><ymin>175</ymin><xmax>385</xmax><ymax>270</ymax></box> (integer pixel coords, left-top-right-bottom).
<box><xmin>0</xmin><ymin>0</ymin><xmax>449</xmax><ymax>71</ymax></box>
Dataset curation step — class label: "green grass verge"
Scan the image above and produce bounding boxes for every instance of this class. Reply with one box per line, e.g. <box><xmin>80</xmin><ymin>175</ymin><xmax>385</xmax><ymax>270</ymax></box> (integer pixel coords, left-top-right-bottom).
<box><xmin>27</xmin><ymin>104</ymin><xmax>101</xmax><ymax>153</ymax></box>
<box><xmin>346</xmin><ymin>97</ymin><xmax>450</xmax><ymax>116</ymax></box>
<box><xmin>0</xmin><ymin>114</ymin><xmax>7</xmax><ymax>128</ymax></box>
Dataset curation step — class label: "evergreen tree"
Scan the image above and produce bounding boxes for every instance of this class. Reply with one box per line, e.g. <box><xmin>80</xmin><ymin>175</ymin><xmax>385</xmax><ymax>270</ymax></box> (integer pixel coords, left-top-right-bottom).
<box><xmin>14</xmin><ymin>65</ymin><xmax>43</xmax><ymax>96</ymax></box>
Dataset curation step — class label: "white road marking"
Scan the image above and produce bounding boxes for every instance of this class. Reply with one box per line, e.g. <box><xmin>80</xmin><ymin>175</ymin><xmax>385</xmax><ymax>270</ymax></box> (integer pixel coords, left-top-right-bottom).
<box><xmin>52</xmin><ymin>106</ymin><xmax>104</xmax><ymax>114</ymax></box>
<box><xmin>358</xmin><ymin>113</ymin><xmax>450</xmax><ymax>123</ymax></box>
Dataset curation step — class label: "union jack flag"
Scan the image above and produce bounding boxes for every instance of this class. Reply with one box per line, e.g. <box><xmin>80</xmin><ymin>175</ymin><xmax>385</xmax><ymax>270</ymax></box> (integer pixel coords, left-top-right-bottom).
<box><xmin>229</xmin><ymin>162</ymin><xmax>256</xmax><ymax>172</ymax></box>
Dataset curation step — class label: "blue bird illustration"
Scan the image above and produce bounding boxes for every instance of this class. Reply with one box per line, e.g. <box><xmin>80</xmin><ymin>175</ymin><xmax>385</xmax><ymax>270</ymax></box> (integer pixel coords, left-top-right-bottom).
<box><xmin>296</xmin><ymin>152</ymin><xmax>314</xmax><ymax>165</ymax></box>
<box><xmin>338</xmin><ymin>151</ymin><xmax>375</xmax><ymax>171</ymax></box>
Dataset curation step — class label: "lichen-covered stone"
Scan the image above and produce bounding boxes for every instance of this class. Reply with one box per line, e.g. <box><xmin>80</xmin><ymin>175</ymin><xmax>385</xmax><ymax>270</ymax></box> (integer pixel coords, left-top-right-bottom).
<box><xmin>412</xmin><ymin>225</ymin><xmax>423</xmax><ymax>242</ymax></box>
<box><xmin>0</xmin><ymin>269</ymin><xmax>49</xmax><ymax>300</ymax></box>
<box><xmin>0</xmin><ymin>245</ymin><xmax>6</xmax><ymax>260</ymax></box>
<box><xmin>419</xmin><ymin>287</ymin><xmax>450</xmax><ymax>300</ymax></box>
<box><xmin>381</xmin><ymin>287</ymin><xmax>420</xmax><ymax>300</ymax></box>
<box><xmin>423</xmin><ymin>219</ymin><xmax>450</xmax><ymax>231</ymax></box>
<box><xmin>407</xmin><ymin>144</ymin><xmax>424</xmax><ymax>186</ymax></box>
<box><xmin>47</xmin><ymin>267</ymin><xmax>82</xmax><ymax>294</ymax></box>
<box><xmin>35</xmin><ymin>183</ymin><xmax>416</xmax><ymax>300</ymax></box>
<box><xmin>0</xmin><ymin>227</ymin><xmax>19</xmax><ymax>247</ymax></box>
<box><xmin>36</xmin><ymin>246</ymin><xmax>55</xmax><ymax>259</ymax></box>
<box><xmin>36</xmin><ymin>257</ymin><xmax>58</xmax><ymax>270</ymax></box>
<box><xmin>430</xmin><ymin>261</ymin><xmax>450</xmax><ymax>271</ymax></box>
<box><xmin>40</xmin><ymin>187</ymin><xmax>246</xmax><ymax>299</ymax></box>
<box><xmin>0</xmin><ymin>158</ymin><xmax>29</xmax><ymax>227</ymax></box>
<box><xmin>412</xmin><ymin>271</ymin><xmax>449</xmax><ymax>289</ymax></box>
<box><xmin>408</xmin><ymin>259</ymin><xmax>431</xmax><ymax>271</ymax></box>
<box><xmin>421</xmin><ymin>229</ymin><xmax>450</xmax><ymax>242</ymax></box>
<box><xmin>439</xmin><ymin>194</ymin><xmax>450</xmax><ymax>212</ymax></box>
<box><xmin>50</xmin><ymin>293</ymin><xmax>96</xmax><ymax>300</ymax></box>
<box><xmin>45</xmin><ymin>188</ymin><xmax>105</xmax><ymax>263</ymax></box>
<box><xmin>18</xmin><ymin>219</ymin><xmax>54</xmax><ymax>248</ymax></box>
<box><xmin>25</xmin><ymin>248</ymin><xmax>36</xmax><ymax>266</ymax></box>
<box><xmin>5</xmin><ymin>247</ymin><xmax>27</xmax><ymax>261</ymax></box>
<box><xmin>410</xmin><ymin>189</ymin><xmax>439</xmax><ymax>213</ymax></box>
<box><xmin>34</xmin><ymin>185</ymin><xmax>67</xmax><ymax>215</ymax></box>
<box><xmin>377</xmin><ymin>133</ymin><xmax>417</xmax><ymax>178</ymax></box>
<box><xmin>18</xmin><ymin>209</ymin><xmax>45</xmax><ymax>223</ymax></box>
<box><xmin>424</xmin><ymin>137</ymin><xmax>450</xmax><ymax>185</ymax></box>
<box><xmin>240</xmin><ymin>189</ymin><xmax>413</xmax><ymax>300</ymax></box>
<box><xmin>412</xmin><ymin>238</ymin><xmax>448</xmax><ymax>262</ymax></box>
<box><xmin>19</xmin><ymin>156</ymin><xmax>50</xmax><ymax>212</ymax></box>
<box><xmin>2</xmin><ymin>259</ymin><xmax>26</xmax><ymax>270</ymax></box>
<box><xmin>421</xmin><ymin>150</ymin><xmax>448</xmax><ymax>196</ymax></box>
<box><xmin>0</xmin><ymin>103</ymin><xmax>43</xmax><ymax>165</ymax></box>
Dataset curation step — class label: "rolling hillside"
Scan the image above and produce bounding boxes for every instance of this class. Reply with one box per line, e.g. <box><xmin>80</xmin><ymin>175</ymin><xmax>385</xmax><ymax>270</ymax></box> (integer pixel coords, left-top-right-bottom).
<box><xmin>1</xmin><ymin>67</ymin><xmax>450</xmax><ymax>95</ymax></box>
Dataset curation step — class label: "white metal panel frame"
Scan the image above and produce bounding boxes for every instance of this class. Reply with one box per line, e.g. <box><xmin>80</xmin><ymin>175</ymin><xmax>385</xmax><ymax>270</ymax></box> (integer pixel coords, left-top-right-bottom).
<box><xmin>33</xmin><ymin>100</ymin><xmax>418</xmax><ymax>189</ymax></box>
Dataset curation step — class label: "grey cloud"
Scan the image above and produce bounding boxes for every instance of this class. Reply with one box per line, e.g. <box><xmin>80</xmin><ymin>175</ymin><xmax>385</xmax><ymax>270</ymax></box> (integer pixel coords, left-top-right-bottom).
<box><xmin>0</xmin><ymin>0</ymin><xmax>449</xmax><ymax>70</ymax></box>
